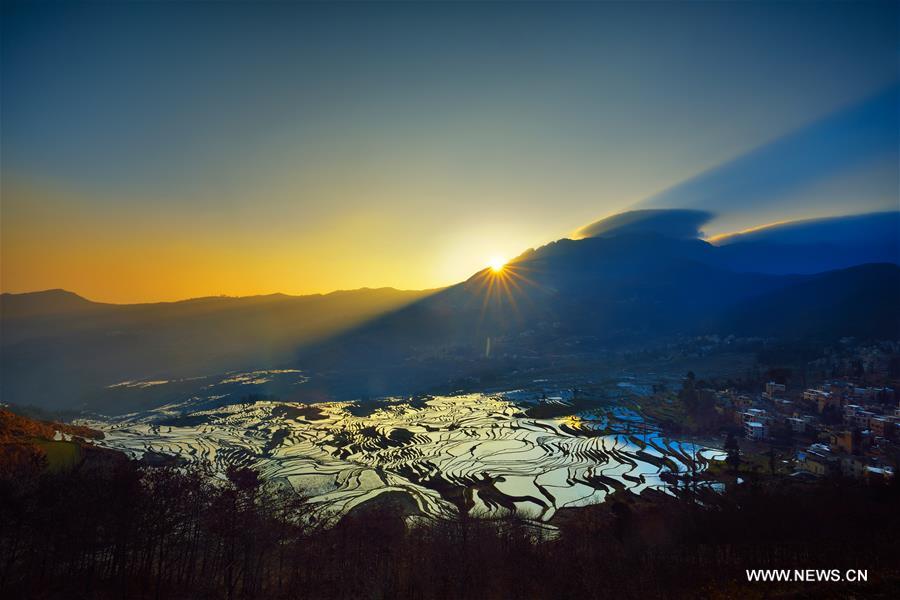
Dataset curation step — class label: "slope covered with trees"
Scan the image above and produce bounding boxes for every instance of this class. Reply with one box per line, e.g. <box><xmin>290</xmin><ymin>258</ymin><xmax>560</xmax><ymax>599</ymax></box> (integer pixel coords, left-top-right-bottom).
<box><xmin>1</xmin><ymin>439</ymin><xmax>898</xmax><ymax>599</ymax></box>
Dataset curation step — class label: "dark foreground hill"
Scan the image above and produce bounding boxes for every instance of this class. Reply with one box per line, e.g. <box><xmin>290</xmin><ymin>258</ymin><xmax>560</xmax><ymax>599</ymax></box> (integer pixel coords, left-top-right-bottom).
<box><xmin>1</xmin><ymin>420</ymin><xmax>898</xmax><ymax>599</ymax></box>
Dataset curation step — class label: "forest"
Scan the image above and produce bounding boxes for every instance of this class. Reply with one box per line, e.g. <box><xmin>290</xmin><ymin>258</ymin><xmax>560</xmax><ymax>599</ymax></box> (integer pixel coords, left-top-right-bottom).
<box><xmin>1</xmin><ymin>408</ymin><xmax>899</xmax><ymax>599</ymax></box>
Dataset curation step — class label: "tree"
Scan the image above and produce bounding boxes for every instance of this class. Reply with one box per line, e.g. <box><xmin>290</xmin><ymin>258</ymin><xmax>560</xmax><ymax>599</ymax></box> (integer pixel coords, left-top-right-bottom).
<box><xmin>766</xmin><ymin>367</ymin><xmax>792</xmax><ymax>385</ymax></box>
<box><xmin>679</xmin><ymin>372</ymin><xmax>699</xmax><ymax>415</ymax></box>
<box><xmin>774</xmin><ymin>421</ymin><xmax>794</xmax><ymax>447</ymax></box>
<box><xmin>724</xmin><ymin>432</ymin><xmax>741</xmax><ymax>473</ymax></box>
<box><xmin>821</xmin><ymin>405</ymin><xmax>842</xmax><ymax>426</ymax></box>
<box><xmin>851</xmin><ymin>427</ymin><xmax>863</xmax><ymax>456</ymax></box>
<box><xmin>226</xmin><ymin>466</ymin><xmax>261</xmax><ymax>491</ymax></box>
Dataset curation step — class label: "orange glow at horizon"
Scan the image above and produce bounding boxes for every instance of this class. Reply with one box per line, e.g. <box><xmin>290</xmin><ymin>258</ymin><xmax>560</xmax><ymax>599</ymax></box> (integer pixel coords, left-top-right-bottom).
<box><xmin>0</xmin><ymin>181</ymin><xmax>550</xmax><ymax>303</ymax></box>
<box><xmin>3</xmin><ymin>179</ymin><xmax>865</xmax><ymax>304</ymax></box>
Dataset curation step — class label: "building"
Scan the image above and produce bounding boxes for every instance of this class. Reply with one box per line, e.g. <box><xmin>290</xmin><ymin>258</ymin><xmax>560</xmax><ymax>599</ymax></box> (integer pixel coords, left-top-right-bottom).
<box><xmin>870</xmin><ymin>416</ymin><xmax>889</xmax><ymax>438</ymax></box>
<box><xmin>805</xmin><ymin>388</ymin><xmax>840</xmax><ymax>413</ymax></box>
<box><xmin>764</xmin><ymin>381</ymin><xmax>786</xmax><ymax>400</ymax></box>
<box><xmin>799</xmin><ymin>447</ymin><xmax>835</xmax><ymax>477</ymax></box>
<box><xmin>786</xmin><ymin>417</ymin><xmax>806</xmax><ymax>433</ymax></box>
<box><xmin>844</xmin><ymin>405</ymin><xmax>876</xmax><ymax>429</ymax></box>
<box><xmin>742</xmin><ymin>408</ymin><xmax>768</xmax><ymax>423</ymax></box>
<box><xmin>866</xmin><ymin>466</ymin><xmax>895</xmax><ymax>483</ymax></box>
<box><xmin>734</xmin><ymin>394</ymin><xmax>753</xmax><ymax>410</ymax></box>
<box><xmin>841</xmin><ymin>456</ymin><xmax>868</xmax><ymax>480</ymax></box>
<box><xmin>744</xmin><ymin>421</ymin><xmax>767</xmax><ymax>441</ymax></box>
<box><xmin>830</xmin><ymin>430</ymin><xmax>859</xmax><ymax>455</ymax></box>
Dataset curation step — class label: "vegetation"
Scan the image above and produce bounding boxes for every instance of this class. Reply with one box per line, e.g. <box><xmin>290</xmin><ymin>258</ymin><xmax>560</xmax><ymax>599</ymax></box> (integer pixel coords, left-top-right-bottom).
<box><xmin>0</xmin><ymin>408</ymin><xmax>103</xmax><ymax>477</ymax></box>
<box><xmin>2</xmin><ymin>440</ymin><xmax>899</xmax><ymax>598</ymax></box>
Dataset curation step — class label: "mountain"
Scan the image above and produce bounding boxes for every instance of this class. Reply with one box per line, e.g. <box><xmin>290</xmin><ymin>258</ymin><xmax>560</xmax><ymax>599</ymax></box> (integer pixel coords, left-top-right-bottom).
<box><xmin>0</xmin><ymin>289</ymin><xmax>108</xmax><ymax>319</ymax></box>
<box><xmin>711</xmin><ymin>211</ymin><xmax>899</xmax><ymax>274</ymax></box>
<box><xmin>720</xmin><ymin>263</ymin><xmax>900</xmax><ymax>339</ymax></box>
<box><xmin>294</xmin><ymin>215</ymin><xmax>899</xmax><ymax>398</ymax></box>
<box><xmin>3</xmin><ymin>209</ymin><xmax>897</xmax><ymax>413</ymax></box>
<box><xmin>0</xmin><ymin>287</ymin><xmax>434</xmax><ymax>409</ymax></box>
<box><xmin>579</xmin><ymin>209</ymin><xmax>899</xmax><ymax>275</ymax></box>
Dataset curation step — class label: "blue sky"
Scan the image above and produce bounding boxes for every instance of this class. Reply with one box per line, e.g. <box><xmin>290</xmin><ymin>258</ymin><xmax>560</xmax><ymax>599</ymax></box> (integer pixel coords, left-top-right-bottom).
<box><xmin>2</xmin><ymin>1</ymin><xmax>897</xmax><ymax>301</ymax></box>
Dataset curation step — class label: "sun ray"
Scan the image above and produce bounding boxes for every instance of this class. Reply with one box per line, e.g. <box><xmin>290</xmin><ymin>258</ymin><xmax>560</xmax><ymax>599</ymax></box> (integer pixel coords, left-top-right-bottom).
<box><xmin>472</xmin><ymin>258</ymin><xmax>542</xmax><ymax>332</ymax></box>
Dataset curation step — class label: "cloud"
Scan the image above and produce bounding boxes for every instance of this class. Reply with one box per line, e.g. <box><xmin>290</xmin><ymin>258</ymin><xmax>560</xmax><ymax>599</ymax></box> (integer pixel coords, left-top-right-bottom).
<box><xmin>710</xmin><ymin>211</ymin><xmax>899</xmax><ymax>248</ymax></box>
<box><xmin>575</xmin><ymin>209</ymin><xmax>714</xmax><ymax>240</ymax></box>
<box><xmin>638</xmin><ymin>83</ymin><xmax>899</xmax><ymax>217</ymax></box>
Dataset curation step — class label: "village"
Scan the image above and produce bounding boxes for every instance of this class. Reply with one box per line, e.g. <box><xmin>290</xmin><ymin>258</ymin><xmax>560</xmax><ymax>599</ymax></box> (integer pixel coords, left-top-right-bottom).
<box><xmin>709</xmin><ymin>342</ymin><xmax>899</xmax><ymax>483</ymax></box>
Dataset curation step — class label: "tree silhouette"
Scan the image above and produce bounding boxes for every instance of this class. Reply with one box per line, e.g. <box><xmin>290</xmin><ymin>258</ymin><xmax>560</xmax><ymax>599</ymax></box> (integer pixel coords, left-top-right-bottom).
<box><xmin>725</xmin><ymin>432</ymin><xmax>741</xmax><ymax>473</ymax></box>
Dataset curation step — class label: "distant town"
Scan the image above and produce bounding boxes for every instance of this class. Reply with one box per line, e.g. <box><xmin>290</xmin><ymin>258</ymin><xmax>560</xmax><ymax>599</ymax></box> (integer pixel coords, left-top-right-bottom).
<box><xmin>714</xmin><ymin>340</ymin><xmax>898</xmax><ymax>484</ymax></box>
<box><xmin>455</xmin><ymin>334</ymin><xmax>900</xmax><ymax>487</ymax></box>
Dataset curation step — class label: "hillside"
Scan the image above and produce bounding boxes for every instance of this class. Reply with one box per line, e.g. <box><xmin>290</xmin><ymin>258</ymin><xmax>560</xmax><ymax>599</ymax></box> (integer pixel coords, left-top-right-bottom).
<box><xmin>294</xmin><ymin>228</ymin><xmax>898</xmax><ymax>399</ymax></box>
<box><xmin>0</xmin><ymin>407</ymin><xmax>109</xmax><ymax>477</ymax></box>
<box><xmin>3</xmin><ymin>210</ymin><xmax>898</xmax><ymax>413</ymax></box>
<box><xmin>720</xmin><ymin>263</ymin><xmax>900</xmax><ymax>339</ymax></box>
<box><xmin>0</xmin><ymin>287</ymin><xmax>434</xmax><ymax>409</ymax></box>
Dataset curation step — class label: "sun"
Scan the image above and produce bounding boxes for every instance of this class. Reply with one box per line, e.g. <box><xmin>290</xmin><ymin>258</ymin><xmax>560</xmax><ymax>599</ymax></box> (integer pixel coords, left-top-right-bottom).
<box><xmin>488</xmin><ymin>256</ymin><xmax>507</xmax><ymax>273</ymax></box>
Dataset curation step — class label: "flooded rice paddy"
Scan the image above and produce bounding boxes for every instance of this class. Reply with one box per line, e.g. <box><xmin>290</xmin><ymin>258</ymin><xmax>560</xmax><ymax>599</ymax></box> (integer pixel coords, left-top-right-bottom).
<box><xmin>94</xmin><ymin>392</ymin><xmax>724</xmax><ymax>522</ymax></box>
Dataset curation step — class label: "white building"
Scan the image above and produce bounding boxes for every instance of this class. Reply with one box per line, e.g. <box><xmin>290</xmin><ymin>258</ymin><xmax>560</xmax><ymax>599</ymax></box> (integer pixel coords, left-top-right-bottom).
<box><xmin>744</xmin><ymin>421</ymin><xmax>767</xmax><ymax>441</ymax></box>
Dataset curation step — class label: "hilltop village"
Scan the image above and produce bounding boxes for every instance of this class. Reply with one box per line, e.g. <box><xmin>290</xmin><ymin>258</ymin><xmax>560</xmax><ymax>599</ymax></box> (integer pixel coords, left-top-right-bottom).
<box><xmin>470</xmin><ymin>335</ymin><xmax>900</xmax><ymax>487</ymax></box>
<box><xmin>619</xmin><ymin>338</ymin><xmax>899</xmax><ymax>485</ymax></box>
<box><xmin>713</xmin><ymin>343</ymin><xmax>899</xmax><ymax>484</ymax></box>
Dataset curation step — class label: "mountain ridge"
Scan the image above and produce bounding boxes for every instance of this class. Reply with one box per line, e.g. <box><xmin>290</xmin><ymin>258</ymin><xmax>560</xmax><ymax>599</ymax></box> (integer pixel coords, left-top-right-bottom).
<box><xmin>3</xmin><ymin>208</ymin><xmax>897</xmax><ymax>412</ymax></box>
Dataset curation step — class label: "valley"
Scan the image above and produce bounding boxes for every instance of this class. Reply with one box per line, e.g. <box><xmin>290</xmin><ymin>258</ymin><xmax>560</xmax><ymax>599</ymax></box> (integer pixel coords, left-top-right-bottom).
<box><xmin>91</xmin><ymin>391</ymin><xmax>724</xmax><ymax>523</ymax></box>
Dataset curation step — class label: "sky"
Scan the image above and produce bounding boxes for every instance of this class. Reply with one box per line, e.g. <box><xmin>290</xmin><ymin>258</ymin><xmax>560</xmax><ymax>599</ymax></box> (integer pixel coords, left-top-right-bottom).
<box><xmin>2</xmin><ymin>1</ymin><xmax>898</xmax><ymax>303</ymax></box>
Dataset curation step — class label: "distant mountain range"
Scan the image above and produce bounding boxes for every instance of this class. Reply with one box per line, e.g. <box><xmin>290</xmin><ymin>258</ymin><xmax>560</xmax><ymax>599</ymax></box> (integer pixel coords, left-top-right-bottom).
<box><xmin>710</xmin><ymin>211</ymin><xmax>899</xmax><ymax>274</ymax></box>
<box><xmin>720</xmin><ymin>263</ymin><xmax>900</xmax><ymax>339</ymax></box>
<box><xmin>0</xmin><ymin>287</ymin><xmax>433</xmax><ymax>409</ymax></box>
<box><xmin>295</xmin><ymin>210</ymin><xmax>898</xmax><ymax>396</ymax></box>
<box><xmin>578</xmin><ymin>209</ymin><xmax>899</xmax><ymax>274</ymax></box>
<box><xmin>1</xmin><ymin>209</ymin><xmax>897</xmax><ymax>412</ymax></box>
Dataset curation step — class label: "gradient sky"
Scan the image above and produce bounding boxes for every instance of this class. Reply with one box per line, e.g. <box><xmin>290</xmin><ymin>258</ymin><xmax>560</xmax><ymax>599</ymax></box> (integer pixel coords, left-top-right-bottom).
<box><xmin>2</xmin><ymin>1</ymin><xmax>898</xmax><ymax>302</ymax></box>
